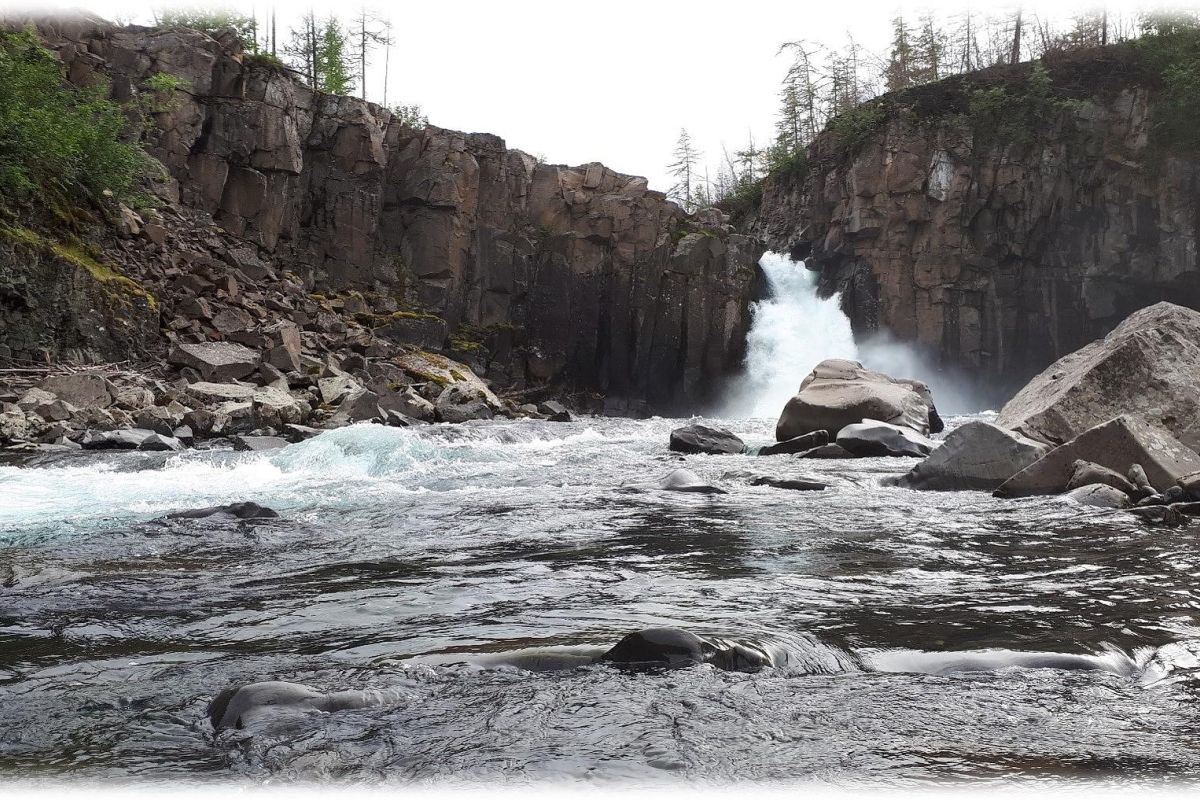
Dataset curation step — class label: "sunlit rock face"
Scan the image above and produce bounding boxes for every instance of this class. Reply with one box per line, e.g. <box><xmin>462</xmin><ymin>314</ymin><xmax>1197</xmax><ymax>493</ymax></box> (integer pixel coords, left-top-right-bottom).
<box><xmin>8</xmin><ymin>14</ymin><xmax>762</xmax><ymax>410</ymax></box>
<box><xmin>749</xmin><ymin>53</ymin><xmax>1200</xmax><ymax>403</ymax></box>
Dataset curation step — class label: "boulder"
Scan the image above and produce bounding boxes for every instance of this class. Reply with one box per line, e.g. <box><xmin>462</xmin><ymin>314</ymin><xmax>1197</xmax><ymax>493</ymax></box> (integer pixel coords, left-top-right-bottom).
<box><xmin>435</xmin><ymin>384</ymin><xmax>495</xmax><ymax>424</ymax></box>
<box><xmin>373</xmin><ymin>384</ymin><xmax>435</xmax><ymax>421</ymax></box>
<box><xmin>776</xmin><ymin>358</ymin><xmax>940</xmax><ymax>441</ymax></box>
<box><xmin>186</xmin><ymin>382</ymin><xmax>256</xmax><ymax>404</ymax></box>
<box><xmin>600</xmin><ymin>628</ymin><xmax>773</xmax><ymax>673</ymax></box>
<box><xmin>836</xmin><ymin>419</ymin><xmax>933</xmax><ymax>458</ymax></box>
<box><xmin>231</xmin><ymin>435</ymin><xmax>288</xmax><ymax>452</ymax></box>
<box><xmin>263</xmin><ymin>321</ymin><xmax>303</xmax><ymax>372</ymax></box>
<box><xmin>1180</xmin><ymin>470</ymin><xmax>1200</xmax><ymax>500</ymax></box>
<box><xmin>758</xmin><ymin>430</ymin><xmax>829</xmax><ymax>457</ymax></box>
<box><xmin>282</xmin><ymin>423</ymin><xmax>324</xmax><ymax>442</ymax></box>
<box><xmin>1127</xmin><ymin>505</ymin><xmax>1189</xmax><ymax>527</ymax></box>
<box><xmin>0</xmin><ymin>410</ymin><xmax>32</xmax><ymax>443</ymax></box>
<box><xmin>1128</xmin><ymin>464</ymin><xmax>1157</xmax><ymax>499</ymax></box>
<box><xmin>328</xmin><ymin>389</ymin><xmax>382</xmax><ymax>426</ymax></box>
<box><xmin>668</xmin><ymin>424</ymin><xmax>745</xmax><ymax>455</ymax></box>
<box><xmin>167</xmin><ymin>502</ymin><xmax>279</xmax><ymax>520</ymax></box>
<box><xmin>997</xmin><ymin>302</ymin><xmax>1200</xmax><ymax>450</ymax></box>
<box><xmin>79</xmin><ymin>428</ymin><xmax>158</xmax><ymax>450</ymax></box>
<box><xmin>1065</xmin><ymin>460</ymin><xmax>1138</xmax><ymax>496</ymax></box>
<box><xmin>138</xmin><ymin>433</ymin><xmax>185</xmax><ymax>452</ymax></box>
<box><xmin>16</xmin><ymin>388</ymin><xmax>58</xmax><ymax>413</ymax></box>
<box><xmin>891</xmin><ymin>421</ymin><xmax>1048</xmax><ymax>491</ymax></box>
<box><xmin>169</xmin><ymin>342</ymin><xmax>261</xmax><ymax>382</ymax></box>
<box><xmin>1065</xmin><ymin>484</ymin><xmax>1132</xmax><ymax>509</ymax></box>
<box><xmin>995</xmin><ymin>416</ymin><xmax>1200</xmax><ymax>498</ymax></box>
<box><xmin>318</xmin><ymin>374</ymin><xmax>360</xmax><ymax>405</ymax></box>
<box><xmin>1137</xmin><ymin>486</ymin><xmax>1188</xmax><ymax>507</ymax></box>
<box><xmin>38</xmin><ymin>373</ymin><xmax>112</xmax><ymax>409</ymax></box>
<box><xmin>539</xmin><ymin>400</ymin><xmax>573</xmax><ymax>422</ymax></box>
<box><xmin>656</xmin><ymin>468</ymin><xmax>727</xmax><ymax>494</ymax></box>
<box><xmin>251</xmin><ymin>386</ymin><xmax>309</xmax><ymax>428</ymax></box>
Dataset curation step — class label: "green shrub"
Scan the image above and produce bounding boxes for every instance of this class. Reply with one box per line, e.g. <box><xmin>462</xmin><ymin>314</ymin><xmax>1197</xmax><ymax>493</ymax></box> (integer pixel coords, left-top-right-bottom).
<box><xmin>145</xmin><ymin>71</ymin><xmax>189</xmax><ymax>94</ymax></box>
<box><xmin>244</xmin><ymin>52</ymin><xmax>287</xmax><ymax>71</ymax></box>
<box><xmin>964</xmin><ymin>63</ymin><xmax>1080</xmax><ymax>148</ymax></box>
<box><xmin>0</xmin><ymin>29</ymin><xmax>142</xmax><ymax>203</ymax></box>
<box><xmin>1132</xmin><ymin>23</ymin><xmax>1200</xmax><ymax>153</ymax></box>
<box><xmin>157</xmin><ymin>7</ymin><xmax>257</xmax><ymax>46</ymax></box>
<box><xmin>826</xmin><ymin>104</ymin><xmax>886</xmax><ymax>154</ymax></box>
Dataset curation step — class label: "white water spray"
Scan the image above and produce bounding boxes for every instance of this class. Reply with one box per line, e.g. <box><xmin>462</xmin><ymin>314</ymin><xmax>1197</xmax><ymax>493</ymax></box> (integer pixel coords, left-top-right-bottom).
<box><xmin>724</xmin><ymin>252</ymin><xmax>981</xmax><ymax>419</ymax></box>
<box><xmin>723</xmin><ymin>252</ymin><xmax>857</xmax><ymax>418</ymax></box>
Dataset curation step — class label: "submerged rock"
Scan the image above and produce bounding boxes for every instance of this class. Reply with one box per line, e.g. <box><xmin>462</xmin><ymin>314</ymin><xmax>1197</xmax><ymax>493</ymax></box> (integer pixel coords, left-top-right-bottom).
<box><xmin>657</xmin><ymin>468</ymin><xmax>727</xmax><ymax>494</ymax></box>
<box><xmin>758</xmin><ymin>430</ymin><xmax>829</xmax><ymax>457</ymax></box>
<box><xmin>776</xmin><ymin>359</ymin><xmax>941</xmax><ymax>441</ymax></box>
<box><xmin>890</xmin><ymin>421</ymin><xmax>1047</xmax><ymax>491</ymax></box>
<box><xmin>798</xmin><ymin>443</ymin><xmax>855</xmax><ymax>459</ymax></box>
<box><xmin>995</xmin><ymin>416</ymin><xmax>1200</xmax><ymax>498</ymax></box>
<box><xmin>750</xmin><ymin>476</ymin><xmax>827</xmax><ymax>491</ymax></box>
<box><xmin>1127</xmin><ymin>505</ymin><xmax>1188</xmax><ymax>527</ymax></box>
<box><xmin>600</xmin><ymin>628</ymin><xmax>773</xmax><ymax>673</ymax></box>
<box><xmin>538</xmin><ymin>401</ymin><xmax>573</xmax><ymax>422</ymax></box>
<box><xmin>435</xmin><ymin>384</ymin><xmax>495</xmax><ymax>424</ymax></box>
<box><xmin>668</xmin><ymin>424</ymin><xmax>745</xmax><ymax>455</ymax></box>
<box><xmin>78</xmin><ymin>428</ymin><xmax>159</xmax><ymax>450</ymax></box>
<box><xmin>836</xmin><ymin>420</ymin><xmax>933</xmax><ymax>458</ymax></box>
<box><xmin>167</xmin><ymin>502</ymin><xmax>279</xmax><ymax>520</ymax></box>
<box><xmin>998</xmin><ymin>302</ymin><xmax>1200</xmax><ymax>451</ymax></box>
<box><xmin>208</xmin><ymin>680</ymin><xmax>403</xmax><ymax>730</ymax></box>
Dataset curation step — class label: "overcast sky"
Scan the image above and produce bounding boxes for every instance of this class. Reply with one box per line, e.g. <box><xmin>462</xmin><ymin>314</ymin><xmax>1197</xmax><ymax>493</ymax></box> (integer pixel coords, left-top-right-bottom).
<box><xmin>15</xmin><ymin>0</ymin><xmax>1173</xmax><ymax>192</ymax></box>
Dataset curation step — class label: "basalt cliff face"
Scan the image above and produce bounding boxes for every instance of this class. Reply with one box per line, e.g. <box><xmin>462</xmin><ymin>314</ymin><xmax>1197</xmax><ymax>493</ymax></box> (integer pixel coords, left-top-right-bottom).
<box><xmin>2</xmin><ymin>15</ymin><xmax>759</xmax><ymax>413</ymax></box>
<box><xmin>750</xmin><ymin>49</ymin><xmax>1200</xmax><ymax>401</ymax></box>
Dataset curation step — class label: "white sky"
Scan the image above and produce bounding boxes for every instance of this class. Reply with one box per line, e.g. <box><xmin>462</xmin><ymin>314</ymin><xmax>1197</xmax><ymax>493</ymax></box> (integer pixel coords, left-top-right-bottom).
<box><xmin>10</xmin><ymin>0</ymin><xmax>1177</xmax><ymax>192</ymax></box>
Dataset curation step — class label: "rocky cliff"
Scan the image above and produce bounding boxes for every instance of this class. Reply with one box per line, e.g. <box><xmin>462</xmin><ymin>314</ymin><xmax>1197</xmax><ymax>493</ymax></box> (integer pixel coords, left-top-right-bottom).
<box><xmin>750</xmin><ymin>46</ymin><xmax>1200</xmax><ymax>402</ymax></box>
<box><xmin>2</xmin><ymin>14</ymin><xmax>759</xmax><ymax>413</ymax></box>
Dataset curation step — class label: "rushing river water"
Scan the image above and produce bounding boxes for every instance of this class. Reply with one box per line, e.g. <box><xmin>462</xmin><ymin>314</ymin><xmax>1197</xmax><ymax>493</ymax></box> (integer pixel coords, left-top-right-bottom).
<box><xmin>4</xmin><ymin>415</ymin><xmax>1200</xmax><ymax>787</ymax></box>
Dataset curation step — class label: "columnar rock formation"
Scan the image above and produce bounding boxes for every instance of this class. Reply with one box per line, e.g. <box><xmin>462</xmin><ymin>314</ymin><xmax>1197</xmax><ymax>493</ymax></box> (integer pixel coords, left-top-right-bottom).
<box><xmin>749</xmin><ymin>49</ymin><xmax>1200</xmax><ymax>401</ymax></box>
<box><xmin>2</xmin><ymin>14</ymin><xmax>760</xmax><ymax>411</ymax></box>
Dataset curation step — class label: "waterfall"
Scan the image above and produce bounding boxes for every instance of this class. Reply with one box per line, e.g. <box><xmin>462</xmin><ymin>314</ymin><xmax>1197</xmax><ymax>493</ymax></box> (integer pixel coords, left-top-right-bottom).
<box><xmin>722</xmin><ymin>252</ymin><xmax>981</xmax><ymax>420</ymax></box>
<box><xmin>723</xmin><ymin>252</ymin><xmax>857</xmax><ymax>418</ymax></box>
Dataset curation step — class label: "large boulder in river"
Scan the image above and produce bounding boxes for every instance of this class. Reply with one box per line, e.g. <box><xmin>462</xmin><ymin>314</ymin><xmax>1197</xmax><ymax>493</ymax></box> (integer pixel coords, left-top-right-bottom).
<box><xmin>1065</xmin><ymin>484</ymin><xmax>1132</xmax><ymax>509</ymax></box>
<box><xmin>775</xmin><ymin>359</ymin><xmax>940</xmax><ymax>442</ymax></box>
<box><xmin>759</xmin><ymin>430</ymin><xmax>829</xmax><ymax>456</ymax></box>
<box><xmin>657</xmin><ymin>468</ymin><xmax>727</xmax><ymax>494</ymax></box>
<box><xmin>995</xmin><ymin>415</ymin><xmax>1200</xmax><ymax>498</ymax></box>
<box><xmin>891</xmin><ymin>421</ymin><xmax>1049</xmax><ymax>491</ymax></box>
<box><xmin>669</xmin><ymin>424</ymin><xmax>745</xmax><ymax>455</ymax></box>
<box><xmin>997</xmin><ymin>302</ymin><xmax>1200</xmax><ymax>450</ymax></box>
<box><xmin>836</xmin><ymin>419</ymin><xmax>933</xmax><ymax>458</ymax></box>
<box><xmin>600</xmin><ymin>628</ymin><xmax>773</xmax><ymax>672</ymax></box>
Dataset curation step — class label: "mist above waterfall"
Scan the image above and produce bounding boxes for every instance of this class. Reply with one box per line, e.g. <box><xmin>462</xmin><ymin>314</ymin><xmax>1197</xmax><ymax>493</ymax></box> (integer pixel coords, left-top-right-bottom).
<box><xmin>723</xmin><ymin>252</ymin><xmax>983</xmax><ymax>419</ymax></box>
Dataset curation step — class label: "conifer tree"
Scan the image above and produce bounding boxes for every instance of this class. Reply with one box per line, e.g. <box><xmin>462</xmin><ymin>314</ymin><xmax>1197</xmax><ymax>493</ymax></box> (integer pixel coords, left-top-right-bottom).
<box><xmin>668</xmin><ymin>128</ymin><xmax>702</xmax><ymax>211</ymax></box>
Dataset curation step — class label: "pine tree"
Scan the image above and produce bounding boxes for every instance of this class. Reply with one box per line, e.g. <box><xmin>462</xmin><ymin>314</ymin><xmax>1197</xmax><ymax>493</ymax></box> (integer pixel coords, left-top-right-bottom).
<box><xmin>912</xmin><ymin>15</ymin><xmax>946</xmax><ymax>83</ymax></box>
<box><xmin>885</xmin><ymin>15</ymin><xmax>916</xmax><ymax>90</ymax></box>
<box><xmin>668</xmin><ymin>128</ymin><xmax>702</xmax><ymax>211</ymax></box>
<box><xmin>778</xmin><ymin>41</ymin><xmax>824</xmax><ymax>147</ymax></box>
<box><xmin>318</xmin><ymin>17</ymin><xmax>354</xmax><ymax>94</ymax></box>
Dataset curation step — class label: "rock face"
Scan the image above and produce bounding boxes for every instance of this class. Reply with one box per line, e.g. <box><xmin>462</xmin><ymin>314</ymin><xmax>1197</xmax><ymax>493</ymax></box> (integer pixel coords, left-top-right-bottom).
<box><xmin>748</xmin><ymin>50</ymin><xmax>1200</xmax><ymax>402</ymax></box>
<box><xmin>2</xmin><ymin>15</ymin><xmax>762</xmax><ymax>411</ymax></box>
<box><xmin>997</xmin><ymin>303</ymin><xmax>1200</xmax><ymax>451</ymax></box>
<box><xmin>995</xmin><ymin>416</ymin><xmax>1200</xmax><ymax>498</ymax></box>
<box><xmin>669</xmin><ymin>424</ymin><xmax>745</xmax><ymax>455</ymax></box>
<box><xmin>776</xmin><ymin>359</ymin><xmax>939</xmax><ymax>442</ymax></box>
<box><xmin>891</xmin><ymin>421</ymin><xmax>1048</xmax><ymax>491</ymax></box>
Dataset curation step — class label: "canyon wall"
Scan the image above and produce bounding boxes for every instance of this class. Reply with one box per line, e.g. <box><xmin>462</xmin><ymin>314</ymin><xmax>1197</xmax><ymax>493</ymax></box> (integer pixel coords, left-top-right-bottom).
<box><xmin>3</xmin><ymin>15</ymin><xmax>759</xmax><ymax>412</ymax></box>
<box><xmin>751</xmin><ymin>49</ymin><xmax>1200</xmax><ymax>401</ymax></box>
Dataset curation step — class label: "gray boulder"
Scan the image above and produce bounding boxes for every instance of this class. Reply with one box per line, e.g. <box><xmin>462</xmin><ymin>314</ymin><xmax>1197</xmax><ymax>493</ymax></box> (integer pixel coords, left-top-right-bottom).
<box><xmin>328</xmin><ymin>389</ymin><xmax>382</xmax><ymax>426</ymax></box>
<box><xmin>995</xmin><ymin>415</ymin><xmax>1200</xmax><ymax>498</ymax></box>
<box><xmin>997</xmin><ymin>302</ymin><xmax>1200</xmax><ymax>450</ymax></box>
<box><xmin>836</xmin><ymin>419</ymin><xmax>934</xmax><ymax>458</ymax></box>
<box><xmin>79</xmin><ymin>428</ymin><xmax>158</xmax><ymax>450</ymax></box>
<box><xmin>891</xmin><ymin>421</ymin><xmax>1048</xmax><ymax>491</ymax></box>
<box><xmin>669</xmin><ymin>424</ymin><xmax>745</xmax><ymax>455</ymax></box>
<box><xmin>38</xmin><ymin>373</ymin><xmax>113</xmax><ymax>409</ymax></box>
<box><xmin>776</xmin><ymin>358</ymin><xmax>941</xmax><ymax>441</ymax></box>
<box><xmin>758</xmin><ymin>430</ymin><xmax>829</xmax><ymax>457</ymax></box>
<box><xmin>436</xmin><ymin>384</ymin><xmax>495</xmax><ymax>424</ymax></box>
<box><xmin>138</xmin><ymin>433</ymin><xmax>185</xmax><ymax>452</ymax></box>
<box><xmin>799</xmin><ymin>443</ymin><xmax>855</xmax><ymax>459</ymax></box>
<box><xmin>1065</xmin><ymin>483</ymin><xmax>1132</xmax><ymax>509</ymax></box>
<box><xmin>169</xmin><ymin>342</ymin><xmax>261</xmax><ymax>382</ymax></box>
<box><xmin>1066</xmin><ymin>460</ymin><xmax>1138</xmax><ymax>496</ymax></box>
<box><xmin>538</xmin><ymin>400</ymin><xmax>573</xmax><ymax>422</ymax></box>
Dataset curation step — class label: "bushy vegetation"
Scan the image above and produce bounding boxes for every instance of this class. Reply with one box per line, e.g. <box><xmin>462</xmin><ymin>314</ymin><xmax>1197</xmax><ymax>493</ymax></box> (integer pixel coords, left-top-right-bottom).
<box><xmin>825</xmin><ymin>103</ymin><xmax>887</xmax><ymax>154</ymax></box>
<box><xmin>1132</xmin><ymin>16</ymin><xmax>1200</xmax><ymax>153</ymax></box>
<box><xmin>962</xmin><ymin>63</ymin><xmax>1081</xmax><ymax>147</ymax></box>
<box><xmin>0</xmin><ymin>30</ymin><xmax>142</xmax><ymax>204</ymax></box>
<box><xmin>156</xmin><ymin>7</ymin><xmax>257</xmax><ymax>45</ymax></box>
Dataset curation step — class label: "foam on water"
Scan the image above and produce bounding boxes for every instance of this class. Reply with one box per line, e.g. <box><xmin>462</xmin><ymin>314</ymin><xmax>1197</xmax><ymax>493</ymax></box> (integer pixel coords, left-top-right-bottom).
<box><xmin>0</xmin><ymin>423</ymin><xmax>615</xmax><ymax>543</ymax></box>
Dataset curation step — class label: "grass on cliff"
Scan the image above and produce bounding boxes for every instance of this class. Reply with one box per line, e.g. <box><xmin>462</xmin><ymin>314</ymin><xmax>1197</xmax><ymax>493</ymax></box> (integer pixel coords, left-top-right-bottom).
<box><xmin>0</xmin><ymin>29</ymin><xmax>143</xmax><ymax>206</ymax></box>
